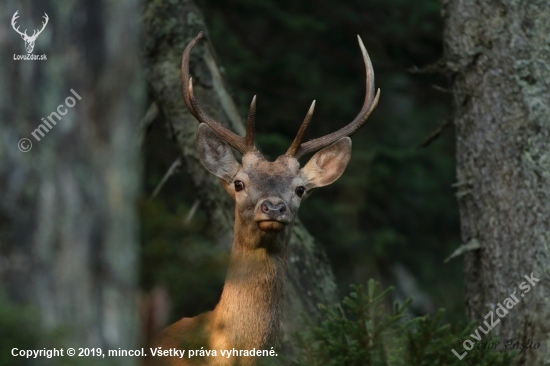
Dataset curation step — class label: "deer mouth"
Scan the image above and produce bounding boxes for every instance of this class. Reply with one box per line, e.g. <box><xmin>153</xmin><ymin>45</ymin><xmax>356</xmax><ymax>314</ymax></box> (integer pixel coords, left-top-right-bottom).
<box><xmin>257</xmin><ymin>220</ymin><xmax>287</xmax><ymax>232</ymax></box>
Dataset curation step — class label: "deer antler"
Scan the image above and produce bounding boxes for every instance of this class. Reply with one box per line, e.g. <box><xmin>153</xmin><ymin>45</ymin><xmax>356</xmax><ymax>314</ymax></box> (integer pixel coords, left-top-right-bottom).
<box><xmin>11</xmin><ymin>11</ymin><xmax>49</xmax><ymax>40</ymax></box>
<box><xmin>11</xmin><ymin>11</ymin><xmax>27</xmax><ymax>37</ymax></box>
<box><xmin>286</xmin><ymin>101</ymin><xmax>316</xmax><ymax>156</ymax></box>
<box><xmin>181</xmin><ymin>32</ymin><xmax>255</xmax><ymax>154</ymax></box>
<box><xmin>245</xmin><ymin>95</ymin><xmax>257</xmax><ymax>151</ymax></box>
<box><xmin>287</xmin><ymin>35</ymin><xmax>380</xmax><ymax>159</ymax></box>
<box><xmin>182</xmin><ymin>32</ymin><xmax>379</xmax><ymax>158</ymax></box>
<box><xmin>30</xmin><ymin>13</ymin><xmax>49</xmax><ymax>39</ymax></box>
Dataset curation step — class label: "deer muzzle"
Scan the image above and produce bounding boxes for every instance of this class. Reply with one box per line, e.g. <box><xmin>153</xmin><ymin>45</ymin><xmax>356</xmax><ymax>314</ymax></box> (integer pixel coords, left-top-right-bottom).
<box><xmin>254</xmin><ymin>198</ymin><xmax>289</xmax><ymax>232</ymax></box>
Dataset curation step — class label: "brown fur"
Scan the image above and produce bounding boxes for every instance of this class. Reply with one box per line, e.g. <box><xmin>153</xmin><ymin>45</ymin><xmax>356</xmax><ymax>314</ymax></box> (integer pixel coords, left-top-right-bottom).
<box><xmin>147</xmin><ymin>32</ymin><xmax>378</xmax><ymax>366</ymax></box>
<box><xmin>146</xmin><ymin>137</ymin><xmax>352</xmax><ymax>366</ymax></box>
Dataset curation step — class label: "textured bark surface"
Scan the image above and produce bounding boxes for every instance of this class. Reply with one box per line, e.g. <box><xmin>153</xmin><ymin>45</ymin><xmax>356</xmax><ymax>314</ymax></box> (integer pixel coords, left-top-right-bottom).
<box><xmin>0</xmin><ymin>1</ymin><xmax>142</xmax><ymax>364</ymax></box>
<box><xmin>143</xmin><ymin>0</ymin><xmax>337</xmax><ymax>350</ymax></box>
<box><xmin>443</xmin><ymin>1</ymin><xmax>550</xmax><ymax>365</ymax></box>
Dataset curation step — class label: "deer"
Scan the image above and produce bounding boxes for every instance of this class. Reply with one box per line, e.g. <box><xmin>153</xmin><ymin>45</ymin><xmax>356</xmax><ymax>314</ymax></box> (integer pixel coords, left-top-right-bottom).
<box><xmin>146</xmin><ymin>32</ymin><xmax>379</xmax><ymax>366</ymax></box>
<box><xmin>11</xmin><ymin>10</ymin><xmax>49</xmax><ymax>54</ymax></box>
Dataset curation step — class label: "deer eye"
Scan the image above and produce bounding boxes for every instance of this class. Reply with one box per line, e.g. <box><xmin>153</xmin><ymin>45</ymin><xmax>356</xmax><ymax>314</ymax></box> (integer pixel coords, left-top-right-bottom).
<box><xmin>234</xmin><ymin>180</ymin><xmax>244</xmax><ymax>192</ymax></box>
<box><xmin>295</xmin><ymin>186</ymin><xmax>306</xmax><ymax>197</ymax></box>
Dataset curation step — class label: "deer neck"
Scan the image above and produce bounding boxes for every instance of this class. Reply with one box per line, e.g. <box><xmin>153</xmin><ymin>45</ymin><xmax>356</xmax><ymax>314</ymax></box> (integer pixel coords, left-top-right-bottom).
<box><xmin>209</xmin><ymin>214</ymin><xmax>291</xmax><ymax>351</ymax></box>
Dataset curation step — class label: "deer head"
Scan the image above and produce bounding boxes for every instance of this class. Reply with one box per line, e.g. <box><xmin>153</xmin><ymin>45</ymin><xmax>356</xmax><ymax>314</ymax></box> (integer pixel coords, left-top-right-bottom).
<box><xmin>145</xmin><ymin>33</ymin><xmax>379</xmax><ymax>365</ymax></box>
<box><xmin>182</xmin><ymin>32</ymin><xmax>379</xmax><ymax>252</ymax></box>
<box><xmin>11</xmin><ymin>11</ymin><xmax>49</xmax><ymax>54</ymax></box>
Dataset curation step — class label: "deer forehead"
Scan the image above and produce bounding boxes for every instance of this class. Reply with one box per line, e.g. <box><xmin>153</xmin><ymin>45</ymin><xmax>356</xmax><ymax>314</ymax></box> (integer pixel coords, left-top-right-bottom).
<box><xmin>242</xmin><ymin>153</ymin><xmax>300</xmax><ymax>175</ymax></box>
<box><xmin>241</xmin><ymin>153</ymin><xmax>302</xmax><ymax>191</ymax></box>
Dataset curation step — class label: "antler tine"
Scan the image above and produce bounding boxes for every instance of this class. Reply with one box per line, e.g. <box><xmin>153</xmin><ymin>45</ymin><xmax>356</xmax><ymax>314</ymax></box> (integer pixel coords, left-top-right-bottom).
<box><xmin>11</xmin><ymin>11</ymin><xmax>27</xmax><ymax>36</ymax></box>
<box><xmin>11</xmin><ymin>10</ymin><xmax>19</xmax><ymax>25</ymax></box>
<box><xmin>357</xmin><ymin>35</ymin><xmax>375</xmax><ymax>112</ymax></box>
<box><xmin>286</xmin><ymin>100</ymin><xmax>315</xmax><ymax>156</ymax></box>
<box><xmin>32</xmin><ymin>13</ymin><xmax>49</xmax><ymax>38</ymax></box>
<box><xmin>293</xmin><ymin>35</ymin><xmax>380</xmax><ymax>159</ymax></box>
<box><xmin>181</xmin><ymin>32</ymin><xmax>247</xmax><ymax>153</ymax></box>
<box><xmin>37</xmin><ymin>13</ymin><xmax>49</xmax><ymax>35</ymax></box>
<box><xmin>245</xmin><ymin>95</ymin><xmax>257</xmax><ymax>151</ymax></box>
<box><xmin>30</xmin><ymin>13</ymin><xmax>50</xmax><ymax>38</ymax></box>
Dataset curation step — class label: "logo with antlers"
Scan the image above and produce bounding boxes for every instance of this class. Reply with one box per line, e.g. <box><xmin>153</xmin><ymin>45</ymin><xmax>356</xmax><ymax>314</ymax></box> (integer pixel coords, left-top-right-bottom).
<box><xmin>11</xmin><ymin>11</ymin><xmax>49</xmax><ymax>54</ymax></box>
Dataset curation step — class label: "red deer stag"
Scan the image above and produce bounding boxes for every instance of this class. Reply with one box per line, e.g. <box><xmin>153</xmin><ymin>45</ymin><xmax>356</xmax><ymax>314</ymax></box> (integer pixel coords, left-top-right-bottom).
<box><xmin>147</xmin><ymin>32</ymin><xmax>379</xmax><ymax>366</ymax></box>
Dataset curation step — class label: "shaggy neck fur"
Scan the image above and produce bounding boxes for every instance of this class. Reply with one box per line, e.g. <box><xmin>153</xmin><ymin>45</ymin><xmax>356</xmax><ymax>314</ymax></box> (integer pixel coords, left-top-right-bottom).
<box><xmin>209</xmin><ymin>214</ymin><xmax>291</xmax><ymax>356</ymax></box>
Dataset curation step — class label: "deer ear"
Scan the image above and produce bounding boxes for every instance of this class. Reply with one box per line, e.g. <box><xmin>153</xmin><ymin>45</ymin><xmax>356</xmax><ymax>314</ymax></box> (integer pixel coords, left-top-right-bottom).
<box><xmin>196</xmin><ymin>123</ymin><xmax>240</xmax><ymax>182</ymax></box>
<box><xmin>301</xmin><ymin>137</ymin><xmax>352</xmax><ymax>189</ymax></box>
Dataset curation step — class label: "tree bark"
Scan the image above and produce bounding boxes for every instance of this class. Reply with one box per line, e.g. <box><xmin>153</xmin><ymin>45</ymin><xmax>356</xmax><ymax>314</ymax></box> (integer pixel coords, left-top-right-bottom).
<box><xmin>443</xmin><ymin>1</ymin><xmax>550</xmax><ymax>364</ymax></box>
<box><xmin>0</xmin><ymin>1</ymin><xmax>142</xmax><ymax>364</ymax></box>
<box><xmin>142</xmin><ymin>0</ymin><xmax>337</xmax><ymax>351</ymax></box>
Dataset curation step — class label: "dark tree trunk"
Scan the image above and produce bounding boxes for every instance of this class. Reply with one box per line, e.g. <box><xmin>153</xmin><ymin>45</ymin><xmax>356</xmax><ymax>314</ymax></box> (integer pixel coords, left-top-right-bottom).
<box><xmin>443</xmin><ymin>1</ymin><xmax>550</xmax><ymax>365</ymax></box>
<box><xmin>0</xmin><ymin>1</ymin><xmax>142</xmax><ymax>364</ymax></box>
<box><xmin>142</xmin><ymin>0</ymin><xmax>337</xmax><ymax>351</ymax></box>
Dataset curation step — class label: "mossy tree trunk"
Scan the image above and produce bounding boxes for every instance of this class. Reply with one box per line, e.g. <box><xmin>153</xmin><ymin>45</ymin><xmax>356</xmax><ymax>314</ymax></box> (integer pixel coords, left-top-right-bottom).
<box><xmin>0</xmin><ymin>1</ymin><xmax>142</xmax><ymax>364</ymax></box>
<box><xmin>443</xmin><ymin>1</ymin><xmax>550</xmax><ymax>364</ymax></box>
<box><xmin>142</xmin><ymin>0</ymin><xmax>337</xmax><ymax>351</ymax></box>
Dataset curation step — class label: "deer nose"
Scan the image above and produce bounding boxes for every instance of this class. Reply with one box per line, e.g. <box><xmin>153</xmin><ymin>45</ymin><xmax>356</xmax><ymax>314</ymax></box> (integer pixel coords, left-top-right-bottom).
<box><xmin>260</xmin><ymin>199</ymin><xmax>287</xmax><ymax>216</ymax></box>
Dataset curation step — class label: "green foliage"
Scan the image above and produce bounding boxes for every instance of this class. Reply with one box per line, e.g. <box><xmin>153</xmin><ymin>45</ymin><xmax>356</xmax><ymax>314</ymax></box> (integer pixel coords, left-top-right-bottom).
<box><xmin>144</xmin><ymin>0</ymin><xmax>464</xmax><ymax>336</ymax></box>
<box><xmin>289</xmin><ymin>280</ymin><xmax>517</xmax><ymax>366</ymax></box>
<box><xmin>200</xmin><ymin>0</ymin><xmax>463</xmax><ymax>323</ymax></box>
<box><xmin>0</xmin><ymin>294</ymin><xmax>39</xmax><ymax>366</ymax></box>
<box><xmin>0</xmin><ymin>293</ymin><xmax>116</xmax><ymax>366</ymax></box>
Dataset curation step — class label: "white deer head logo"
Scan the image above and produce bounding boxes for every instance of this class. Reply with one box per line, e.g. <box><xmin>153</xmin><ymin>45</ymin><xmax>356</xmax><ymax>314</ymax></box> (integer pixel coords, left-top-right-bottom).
<box><xmin>11</xmin><ymin>11</ymin><xmax>49</xmax><ymax>54</ymax></box>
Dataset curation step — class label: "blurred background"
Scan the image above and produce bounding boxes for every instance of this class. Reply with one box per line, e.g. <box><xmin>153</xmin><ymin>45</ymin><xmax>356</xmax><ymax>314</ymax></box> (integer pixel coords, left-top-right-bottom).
<box><xmin>4</xmin><ymin>1</ymin><xmax>549</xmax><ymax>364</ymax></box>
<box><xmin>0</xmin><ymin>0</ymin><xmax>463</xmax><ymax>363</ymax></box>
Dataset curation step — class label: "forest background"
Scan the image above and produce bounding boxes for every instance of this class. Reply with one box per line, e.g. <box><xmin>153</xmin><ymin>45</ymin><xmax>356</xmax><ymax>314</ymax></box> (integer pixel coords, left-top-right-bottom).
<box><xmin>142</xmin><ymin>0</ymin><xmax>460</xmax><ymax>322</ymax></box>
<box><xmin>6</xmin><ymin>0</ymin><xmax>534</xmax><ymax>364</ymax></box>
